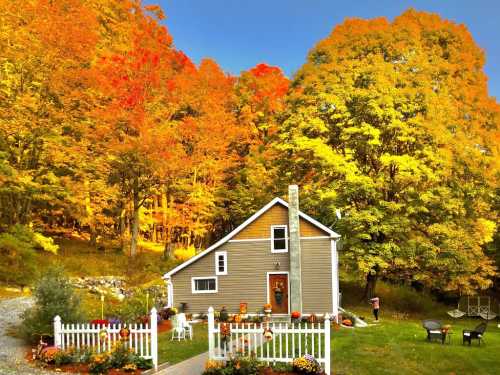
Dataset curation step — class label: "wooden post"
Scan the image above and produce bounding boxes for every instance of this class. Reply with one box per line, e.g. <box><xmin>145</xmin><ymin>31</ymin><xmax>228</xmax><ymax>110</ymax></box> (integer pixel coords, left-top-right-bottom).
<box><xmin>54</xmin><ymin>315</ymin><xmax>62</xmax><ymax>348</ymax></box>
<box><xmin>324</xmin><ymin>313</ymin><xmax>331</xmax><ymax>375</ymax></box>
<box><xmin>150</xmin><ymin>308</ymin><xmax>158</xmax><ymax>370</ymax></box>
<box><xmin>208</xmin><ymin>307</ymin><xmax>215</xmax><ymax>360</ymax></box>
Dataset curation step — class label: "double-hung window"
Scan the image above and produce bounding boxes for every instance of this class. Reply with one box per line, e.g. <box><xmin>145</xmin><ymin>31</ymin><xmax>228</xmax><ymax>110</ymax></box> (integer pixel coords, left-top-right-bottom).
<box><xmin>215</xmin><ymin>251</ymin><xmax>227</xmax><ymax>275</ymax></box>
<box><xmin>191</xmin><ymin>277</ymin><xmax>217</xmax><ymax>294</ymax></box>
<box><xmin>271</xmin><ymin>225</ymin><xmax>288</xmax><ymax>253</ymax></box>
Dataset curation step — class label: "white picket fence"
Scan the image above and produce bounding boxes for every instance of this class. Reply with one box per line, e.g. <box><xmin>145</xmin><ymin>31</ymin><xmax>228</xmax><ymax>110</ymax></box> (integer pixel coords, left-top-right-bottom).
<box><xmin>53</xmin><ymin>308</ymin><xmax>158</xmax><ymax>369</ymax></box>
<box><xmin>207</xmin><ymin>307</ymin><xmax>331</xmax><ymax>375</ymax></box>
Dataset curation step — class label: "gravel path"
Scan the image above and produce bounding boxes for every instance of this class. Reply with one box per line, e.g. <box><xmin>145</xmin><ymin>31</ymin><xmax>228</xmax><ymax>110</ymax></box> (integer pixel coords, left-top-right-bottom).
<box><xmin>0</xmin><ymin>297</ymin><xmax>55</xmax><ymax>374</ymax></box>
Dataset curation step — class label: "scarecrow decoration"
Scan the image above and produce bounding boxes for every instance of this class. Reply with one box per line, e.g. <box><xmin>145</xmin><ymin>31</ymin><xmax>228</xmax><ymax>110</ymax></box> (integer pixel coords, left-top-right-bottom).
<box><xmin>220</xmin><ymin>322</ymin><xmax>231</xmax><ymax>350</ymax></box>
<box><xmin>263</xmin><ymin>327</ymin><xmax>273</xmax><ymax>342</ymax></box>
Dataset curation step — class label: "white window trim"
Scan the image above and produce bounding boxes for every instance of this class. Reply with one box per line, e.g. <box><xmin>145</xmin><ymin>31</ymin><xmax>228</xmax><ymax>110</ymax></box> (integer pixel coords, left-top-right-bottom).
<box><xmin>215</xmin><ymin>251</ymin><xmax>228</xmax><ymax>275</ymax></box>
<box><xmin>271</xmin><ymin>225</ymin><xmax>288</xmax><ymax>253</ymax></box>
<box><xmin>191</xmin><ymin>276</ymin><xmax>218</xmax><ymax>294</ymax></box>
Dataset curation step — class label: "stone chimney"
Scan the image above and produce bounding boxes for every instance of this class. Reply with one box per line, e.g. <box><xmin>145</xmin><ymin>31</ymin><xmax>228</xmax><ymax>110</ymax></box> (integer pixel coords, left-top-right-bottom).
<box><xmin>288</xmin><ymin>185</ymin><xmax>302</xmax><ymax>313</ymax></box>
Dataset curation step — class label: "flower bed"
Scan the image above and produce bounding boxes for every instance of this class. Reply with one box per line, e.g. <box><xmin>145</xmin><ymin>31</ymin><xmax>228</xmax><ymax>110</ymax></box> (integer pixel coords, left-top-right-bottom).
<box><xmin>203</xmin><ymin>355</ymin><xmax>326</xmax><ymax>375</ymax></box>
<box><xmin>31</xmin><ymin>342</ymin><xmax>153</xmax><ymax>374</ymax></box>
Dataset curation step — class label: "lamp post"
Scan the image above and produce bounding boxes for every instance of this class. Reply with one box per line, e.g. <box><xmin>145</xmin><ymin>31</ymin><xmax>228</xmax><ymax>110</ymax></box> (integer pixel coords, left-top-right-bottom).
<box><xmin>100</xmin><ymin>294</ymin><xmax>105</xmax><ymax>320</ymax></box>
<box><xmin>146</xmin><ymin>291</ymin><xmax>150</xmax><ymax>314</ymax></box>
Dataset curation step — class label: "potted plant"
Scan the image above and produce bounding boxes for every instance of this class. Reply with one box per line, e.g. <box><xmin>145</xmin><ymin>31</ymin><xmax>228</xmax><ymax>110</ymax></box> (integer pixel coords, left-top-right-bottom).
<box><xmin>291</xmin><ymin>311</ymin><xmax>301</xmax><ymax>323</ymax></box>
<box><xmin>264</xmin><ymin>303</ymin><xmax>272</xmax><ymax>314</ymax></box>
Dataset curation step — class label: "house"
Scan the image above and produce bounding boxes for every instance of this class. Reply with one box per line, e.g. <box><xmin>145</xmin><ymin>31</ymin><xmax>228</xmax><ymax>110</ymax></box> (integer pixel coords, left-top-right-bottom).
<box><xmin>162</xmin><ymin>185</ymin><xmax>341</xmax><ymax>317</ymax></box>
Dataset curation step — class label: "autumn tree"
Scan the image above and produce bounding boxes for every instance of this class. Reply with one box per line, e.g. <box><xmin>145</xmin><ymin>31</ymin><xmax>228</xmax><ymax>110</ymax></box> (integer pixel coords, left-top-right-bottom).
<box><xmin>0</xmin><ymin>0</ymin><xmax>99</xmax><ymax>229</ymax></box>
<box><xmin>224</xmin><ymin>64</ymin><xmax>290</xmax><ymax>228</ymax></box>
<box><xmin>279</xmin><ymin>9</ymin><xmax>498</xmax><ymax>295</ymax></box>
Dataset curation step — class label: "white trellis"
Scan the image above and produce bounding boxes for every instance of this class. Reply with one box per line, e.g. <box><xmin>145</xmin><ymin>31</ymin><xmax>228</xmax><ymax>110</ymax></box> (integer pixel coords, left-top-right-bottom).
<box><xmin>53</xmin><ymin>308</ymin><xmax>158</xmax><ymax>369</ymax></box>
<box><xmin>207</xmin><ymin>307</ymin><xmax>331</xmax><ymax>375</ymax></box>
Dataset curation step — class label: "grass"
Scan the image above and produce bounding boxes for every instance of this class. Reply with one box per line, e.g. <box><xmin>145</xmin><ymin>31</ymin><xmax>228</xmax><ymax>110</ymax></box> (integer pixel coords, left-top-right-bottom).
<box><xmin>331</xmin><ymin>317</ymin><xmax>500</xmax><ymax>375</ymax></box>
<box><xmin>35</xmin><ymin>238</ymin><xmax>180</xmax><ymax>286</ymax></box>
<box><xmin>154</xmin><ymin>317</ymin><xmax>500</xmax><ymax>374</ymax></box>
<box><xmin>157</xmin><ymin>323</ymin><xmax>208</xmax><ymax>364</ymax></box>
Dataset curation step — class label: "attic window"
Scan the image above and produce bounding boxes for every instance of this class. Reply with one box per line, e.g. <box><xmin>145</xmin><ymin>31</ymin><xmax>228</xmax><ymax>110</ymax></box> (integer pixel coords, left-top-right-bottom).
<box><xmin>215</xmin><ymin>251</ymin><xmax>227</xmax><ymax>275</ymax></box>
<box><xmin>271</xmin><ymin>225</ymin><xmax>288</xmax><ymax>253</ymax></box>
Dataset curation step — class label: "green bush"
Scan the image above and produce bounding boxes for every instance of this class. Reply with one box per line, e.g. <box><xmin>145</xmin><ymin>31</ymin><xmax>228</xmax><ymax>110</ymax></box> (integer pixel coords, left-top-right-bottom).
<box><xmin>109</xmin><ymin>342</ymin><xmax>132</xmax><ymax>369</ymax></box>
<box><xmin>21</xmin><ymin>266</ymin><xmax>84</xmax><ymax>343</ymax></box>
<box><xmin>107</xmin><ymin>292</ymin><xmax>150</xmax><ymax>322</ymax></box>
<box><xmin>54</xmin><ymin>348</ymin><xmax>75</xmax><ymax>366</ymax></box>
<box><xmin>0</xmin><ymin>224</ymin><xmax>59</xmax><ymax>286</ymax></box>
<box><xmin>131</xmin><ymin>354</ymin><xmax>153</xmax><ymax>370</ymax></box>
<box><xmin>0</xmin><ymin>231</ymin><xmax>37</xmax><ymax>286</ymax></box>
<box><xmin>89</xmin><ymin>353</ymin><xmax>111</xmax><ymax>374</ymax></box>
<box><xmin>202</xmin><ymin>356</ymin><xmax>262</xmax><ymax>375</ymax></box>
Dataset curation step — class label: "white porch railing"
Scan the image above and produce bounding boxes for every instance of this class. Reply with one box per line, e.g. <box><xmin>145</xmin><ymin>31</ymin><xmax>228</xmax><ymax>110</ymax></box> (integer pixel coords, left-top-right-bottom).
<box><xmin>207</xmin><ymin>307</ymin><xmax>331</xmax><ymax>375</ymax></box>
<box><xmin>53</xmin><ymin>308</ymin><xmax>158</xmax><ymax>369</ymax></box>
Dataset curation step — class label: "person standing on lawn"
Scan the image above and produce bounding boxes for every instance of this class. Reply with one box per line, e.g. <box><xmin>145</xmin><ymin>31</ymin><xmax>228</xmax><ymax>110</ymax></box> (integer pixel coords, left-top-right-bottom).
<box><xmin>370</xmin><ymin>296</ymin><xmax>380</xmax><ymax>321</ymax></box>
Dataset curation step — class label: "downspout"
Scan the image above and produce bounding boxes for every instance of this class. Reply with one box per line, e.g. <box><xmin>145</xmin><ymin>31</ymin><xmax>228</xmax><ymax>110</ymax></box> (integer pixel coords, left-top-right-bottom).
<box><xmin>331</xmin><ymin>238</ymin><xmax>340</xmax><ymax>322</ymax></box>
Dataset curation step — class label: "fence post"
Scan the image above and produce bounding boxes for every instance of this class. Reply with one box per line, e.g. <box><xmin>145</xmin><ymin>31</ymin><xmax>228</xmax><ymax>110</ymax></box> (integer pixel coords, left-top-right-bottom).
<box><xmin>150</xmin><ymin>308</ymin><xmax>158</xmax><ymax>370</ymax></box>
<box><xmin>324</xmin><ymin>313</ymin><xmax>331</xmax><ymax>375</ymax></box>
<box><xmin>54</xmin><ymin>315</ymin><xmax>62</xmax><ymax>348</ymax></box>
<box><xmin>208</xmin><ymin>306</ymin><xmax>215</xmax><ymax>360</ymax></box>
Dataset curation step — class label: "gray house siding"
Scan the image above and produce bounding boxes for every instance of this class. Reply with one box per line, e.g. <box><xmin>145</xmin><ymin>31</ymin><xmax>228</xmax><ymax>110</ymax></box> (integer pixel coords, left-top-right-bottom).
<box><xmin>301</xmin><ymin>238</ymin><xmax>333</xmax><ymax>314</ymax></box>
<box><xmin>171</xmin><ymin>238</ymin><xmax>333</xmax><ymax>314</ymax></box>
<box><xmin>171</xmin><ymin>241</ymin><xmax>289</xmax><ymax>313</ymax></box>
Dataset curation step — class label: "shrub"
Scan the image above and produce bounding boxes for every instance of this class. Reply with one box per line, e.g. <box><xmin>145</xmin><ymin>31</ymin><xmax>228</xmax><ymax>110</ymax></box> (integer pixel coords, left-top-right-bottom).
<box><xmin>107</xmin><ymin>291</ymin><xmax>149</xmax><ymax>322</ymax></box>
<box><xmin>33</xmin><ymin>232</ymin><xmax>59</xmax><ymax>254</ymax></box>
<box><xmin>202</xmin><ymin>356</ymin><xmax>261</xmax><ymax>375</ymax></box>
<box><xmin>131</xmin><ymin>354</ymin><xmax>153</xmax><ymax>370</ymax></box>
<box><xmin>109</xmin><ymin>342</ymin><xmax>132</xmax><ymax>369</ymax></box>
<box><xmin>54</xmin><ymin>348</ymin><xmax>75</xmax><ymax>366</ymax></box>
<box><xmin>21</xmin><ymin>266</ymin><xmax>84</xmax><ymax>344</ymax></box>
<box><xmin>0</xmin><ymin>225</ymin><xmax>59</xmax><ymax>286</ymax></box>
<box><xmin>0</xmin><ymin>229</ymin><xmax>37</xmax><ymax>286</ymax></box>
<box><xmin>89</xmin><ymin>353</ymin><xmax>111</xmax><ymax>374</ymax></box>
<box><xmin>271</xmin><ymin>362</ymin><xmax>294</xmax><ymax>372</ymax></box>
<box><xmin>293</xmin><ymin>354</ymin><xmax>322</xmax><ymax>375</ymax></box>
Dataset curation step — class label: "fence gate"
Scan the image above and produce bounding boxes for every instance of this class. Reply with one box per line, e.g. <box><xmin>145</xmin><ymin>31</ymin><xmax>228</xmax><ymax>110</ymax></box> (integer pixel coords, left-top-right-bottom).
<box><xmin>53</xmin><ymin>308</ymin><xmax>158</xmax><ymax>369</ymax></box>
<box><xmin>207</xmin><ymin>307</ymin><xmax>331</xmax><ymax>375</ymax></box>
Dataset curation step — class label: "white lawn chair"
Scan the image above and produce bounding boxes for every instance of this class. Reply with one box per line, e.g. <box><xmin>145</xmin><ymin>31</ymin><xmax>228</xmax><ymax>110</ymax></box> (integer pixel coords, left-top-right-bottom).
<box><xmin>170</xmin><ymin>313</ymin><xmax>193</xmax><ymax>341</ymax></box>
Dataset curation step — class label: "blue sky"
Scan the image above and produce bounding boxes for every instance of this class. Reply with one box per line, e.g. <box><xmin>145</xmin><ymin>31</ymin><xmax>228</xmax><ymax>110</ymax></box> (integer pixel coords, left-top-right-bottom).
<box><xmin>145</xmin><ymin>0</ymin><xmax>500</xmax><ymax>100</ymax></box>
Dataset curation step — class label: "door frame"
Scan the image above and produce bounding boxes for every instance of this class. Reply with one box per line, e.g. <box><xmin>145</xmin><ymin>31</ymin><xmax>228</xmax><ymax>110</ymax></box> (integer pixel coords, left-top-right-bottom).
<box><xmin>266</xmin><ymin>271</ymin><xmax>290</xmax><ymax>315</ymax></box>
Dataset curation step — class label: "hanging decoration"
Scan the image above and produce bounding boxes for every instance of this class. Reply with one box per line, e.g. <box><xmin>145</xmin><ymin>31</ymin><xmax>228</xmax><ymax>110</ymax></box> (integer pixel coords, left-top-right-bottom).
<box><xmin>99</xmin><ymin>328</ymin><xmax>108</xmax><ymax>343</ymax></box>
<box><xmin>119</xmin><ymin>327</ymin><xmax>130</xmax><ymax>340</ymax></box>
<box><xmin>263</xmin><ymin>327</ymin><xmax>273</xmax><ymax>342</ymax></box>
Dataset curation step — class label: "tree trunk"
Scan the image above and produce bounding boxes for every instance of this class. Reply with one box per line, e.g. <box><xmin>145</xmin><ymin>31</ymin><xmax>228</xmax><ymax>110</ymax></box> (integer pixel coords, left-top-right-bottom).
<box><xmin>119</xmin><ymin>202</ymin><xmax>127</xmax><ymax>253</ymax></box>
<box><xmin>152</xmin><ymin>195</ymin><xmax>158</xmax><ymax>242</ymax></box>
<box><xmin>163</xmin><ymin>242</ymin><xmax>173</xmax><ymax>260</ymax></box>
<box><xmin>130</xmin><ymin>179</ymin><xmax>140</xmax><ymax>257</ymax></box>
<box><xmin>84</xmin><ymin>179</ymin><xmax>98</xmax><ymax>247</ymax></box>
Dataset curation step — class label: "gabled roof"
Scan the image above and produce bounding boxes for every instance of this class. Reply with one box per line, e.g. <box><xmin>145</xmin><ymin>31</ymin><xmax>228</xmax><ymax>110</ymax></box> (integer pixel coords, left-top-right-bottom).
<box><xmin>163</xmin><ymin>197</ymin><xmax>340</xmax><ymax>278</ymax></box>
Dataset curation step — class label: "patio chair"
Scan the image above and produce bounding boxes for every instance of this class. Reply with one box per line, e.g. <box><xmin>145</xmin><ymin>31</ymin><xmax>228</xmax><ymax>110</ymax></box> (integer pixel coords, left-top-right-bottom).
<box><xmin>171</xmin><ymin>313</ymin><xmax>193</xmax><ymax>341</ymax></box>
<box><xmin>462</xmin><ymin>322</ymin><xmax>487</xmax><ymax>346</ymax></box>
<box><xmin>422</xmin><ymin>319</ymin><xmax>446</xmax><ymax>344</ymax></box>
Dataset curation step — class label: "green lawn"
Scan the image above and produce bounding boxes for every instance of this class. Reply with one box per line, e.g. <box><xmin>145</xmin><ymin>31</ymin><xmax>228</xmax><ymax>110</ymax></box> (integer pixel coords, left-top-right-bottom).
<box><xmin>156</xmin><ymin>318</ymin><xmax>499</xmax><ymax>374</ymax></box>
<box><xmin>158</xmin><ymin>322</ymin><xmax>209</xmax><ymax>364</ymax></box>
<box><xmin>332</xmin><ymin>316</ymin><xmax>499</xmax><ymax>375</ymax></box>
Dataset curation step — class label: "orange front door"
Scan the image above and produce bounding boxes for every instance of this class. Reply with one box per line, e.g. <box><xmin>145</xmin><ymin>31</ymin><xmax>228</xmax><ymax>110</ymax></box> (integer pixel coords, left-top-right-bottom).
<box><xmin>268</xmin><ymin>273</ymin><xmax>289</xmax><ymax>314</ymax></box>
